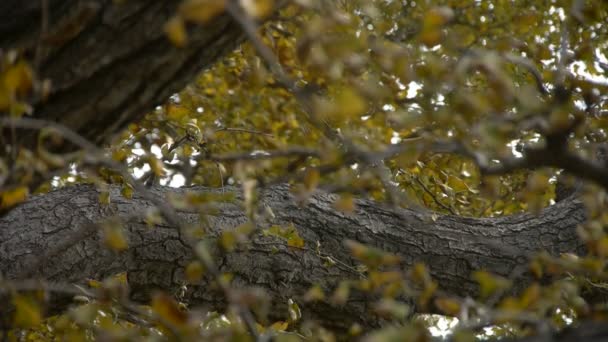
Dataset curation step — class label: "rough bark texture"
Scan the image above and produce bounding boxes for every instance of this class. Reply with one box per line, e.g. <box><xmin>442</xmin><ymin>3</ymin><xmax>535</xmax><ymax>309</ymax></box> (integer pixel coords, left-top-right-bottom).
<box><xmin>0</xmin><ymin>0</ymin><xmax>245</xmax><ymax>145</ymax></box>
<box><xmin>1</xmin><ymin>1</ymin><xmax>606</xmax><ymax>340</ymax></box>
<box><xmin>0</xmin><ymin>184</ymin><xmax>585</xmax><ymax>330</ymax></box>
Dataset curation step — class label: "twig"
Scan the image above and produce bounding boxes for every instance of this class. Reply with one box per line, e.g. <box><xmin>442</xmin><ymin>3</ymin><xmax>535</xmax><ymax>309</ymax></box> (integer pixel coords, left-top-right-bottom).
<box><xmin>414</xmin><ymin>176</ymin><xmax>457</xmax><ymax>215</ymax></box>
<box><xmin>215</xmin><ymin>127</ymin><xmax>274</xmax><ymax>137</ymax></box>
<box><xmin>502</xmin><ymin>53</ymin><xmax>548</xmax><ymax>95</ymax></box>
<box><xmin>225</xmin><ymin>1</ymin><xmax>418</xmax><ymax>209</ymax></box>
<box><xmin>0</xmin><ymin>117</ymin><xmax>261</xmax><ymax>340</ymax></box>
<box><xmin>201</xmin><ymin>147</ymin><xmax>320</xmax><ymax>162</ymax></box>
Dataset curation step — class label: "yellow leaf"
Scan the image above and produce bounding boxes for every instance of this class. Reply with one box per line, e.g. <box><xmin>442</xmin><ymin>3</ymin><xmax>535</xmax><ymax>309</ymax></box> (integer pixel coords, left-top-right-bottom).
<box><xmin>99</xmin><ymin>190</ymin><xmax>111</xmax><ymax>205</ymax></box>
<box><xmin>411</xmin><ymin>262</ymin><xmax>431</xmax><ymax>285</ymax></box>
<box><xmin>185</xmin><ymin>261</ymin><xmax>205</xmax><ymax>283</ymax></box>
<box><xmin>121</xmin><ymin>184</ymin><xmax>133</xmax><ymax>199</ymax></box>
<box><xmin>303</xmin><ymin>284</ymin><xmax>325</xmax><ymax>302</ymax></box>
<box><xmin>418</xmin><ymin>281</ymin><xmax>438</xmax><ymax>309</ymax></box>
<box><xmin>165</xmin><ymin>16</ymin><xmax>188</xmax><ymax>47</ymax></box>
<box><xmin>109</xmin><ymin>272</ymin><xmax>129</xmax><ymax>286</ymax></box>
<box><xmin>149</xmin><ymin>157</ymin><xmax>165</xmax><ymax>177</ymax></box>
<box><xmin>103</xmin><ymin>222</ymin><xmax>128</xmax><ymax>252</ymax></box>
<box><xmin>331</xmin><ymin>281</ymin><xmax>350</xmax><ymax>305</ymax></box>
<box><xmin>334</xmin><ymin>194</ymin><xmax>356</xmax><ymax>213</ymax></box>
<box><xmin>423</xmin><ymin>7</ymin><xmax>454</xmax><ymax>27</ymax></box>
<box><xmin>303</xmin><ymin>168</ymin><xmax>320</xmax><ymax>191</ymax></box>
<box><xmin>373</xmin><ymin>299</ymin><xmax>410</xmax><ymax>320</ymax></box>
<box><xmin>434</xmin><ymin>297</ymin><xmax>461</xmax><ymax>316</ymax></box>
<box><xmin>166</xmin><ymin>104</ymin><xmax>190</xmax><ymax>120</ymax></box>
<box><xmin>519</xmin><ymin>283</ymin><xmax>540</xmax><ymax>308</ymax></box>
<box><xmin>269</xmin><ymin>321</ymin><xmax>288</xmax><ymax>331</ymax></box>
<box><xmin>87</xmin><ymin>279</ymin><xmax>103</xmax><ymax>288</ymax></box>
<box><xmin>13</xmin><ymin>295</ymin><xmax>42</xmax><ymax>328</ymax></box>
<box><xmin>529</xmin><ymin>259</ymin><xmax>543</xmax><ymax>279</ymax></box>
<box><xmin>220</xmin><ymin>231</ymin><xmax>237</xmax><ymax>251</ymax></box>
<box><xmin>447</xmin><ymin>176</ymin><xmax>469</xmax><ymax>193</ymax></box>
<box><xmin>473</xmin><ymin>270</ymin><xmax>511</xmax><ymax>299</ymax></box>
<box><xmin>241</xmin><ymin>0</ymin><xmax>275</xmax><ymax>18</ymax></box>
<box><xmin>179</xmin><ymin>0</ymin><xmax>226</xmax><ymax>23</ymax></box>
<box><xmin>151</xmin><ymin>292</ymin><xmax>188</xmax><ymax>327</ymax></box>
<box><xmin>287</xmin><ymin>234</ymin><xmax>305</xmax><ymax>248</ymax></box>
<box><xmin>420</xmin><ymin>7</ymin><xmax>453</xmax><ymax>47</ymax></box>
<box><xmin>335</xmin><ymin>87</ymin><xmax>367</xmax><ymax>119</ymax></box>
<box><xmin>420</xmin><ymin>28</ymin><xmax>443</xmax><ymax>48</ymax></box>
<box><xmin>112</xmin><ymin>149</ymin><xmax>129</xmax><ymax>162</ymax></box>
<box><xmin>596</xmin><ymin>236</ymin><xmax>608</xmax><ymax>257</ymax></box>
<box><xmin>0</xmin><ymin>186</ymin><xmax>29</xmax><ymax>209</ymax></box>
<box><xmin>3</xmin><ymin>60</ymin><xmax>34</xmax><ymax>97</ymax></box>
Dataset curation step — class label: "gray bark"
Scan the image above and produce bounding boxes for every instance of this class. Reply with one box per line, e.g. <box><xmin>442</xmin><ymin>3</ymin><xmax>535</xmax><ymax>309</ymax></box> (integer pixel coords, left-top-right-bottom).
<box><xmin>1</xmin><ymin>0</ymin><xmax>245</xmax><ymax>145</ymax></box>
<box><xmin>0</xmin><ymin>1</ymin><xmax>604</xmax><ymax>339</ymax></box>
<box><xmin>0</xmin><ymin>184</ymin><xmax>585</xmax><ymax>330</ymax></box>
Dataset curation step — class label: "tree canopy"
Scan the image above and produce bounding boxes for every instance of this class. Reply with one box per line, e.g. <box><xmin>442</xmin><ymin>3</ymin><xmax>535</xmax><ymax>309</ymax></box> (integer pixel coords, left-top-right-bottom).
<box><xmin>1</xmin><ymin>0</ymin><xmax>608</xmax><ymax>341</ymax></box>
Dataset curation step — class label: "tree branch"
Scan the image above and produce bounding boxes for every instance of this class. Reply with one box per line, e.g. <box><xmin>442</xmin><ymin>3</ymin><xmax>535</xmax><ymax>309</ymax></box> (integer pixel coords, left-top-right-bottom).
<box><xmin>0</xmin><ymin>184</ymin><xmax>585</xmax><ymax>330</ymax></box>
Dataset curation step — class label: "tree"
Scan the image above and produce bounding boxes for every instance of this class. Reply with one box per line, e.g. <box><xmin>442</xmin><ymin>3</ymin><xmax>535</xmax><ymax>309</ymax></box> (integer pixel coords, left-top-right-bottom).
<box><xmin>1</xmin><ymin>0</ymin><xmax>608</xmax><ymax>340</ymax></box>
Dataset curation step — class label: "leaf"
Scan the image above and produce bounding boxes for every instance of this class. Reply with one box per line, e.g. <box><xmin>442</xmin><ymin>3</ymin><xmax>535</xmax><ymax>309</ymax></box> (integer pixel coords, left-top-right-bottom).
<box><xmin>3</xmin><ymin>60</ymin><xmax>34</xmax><ymax>97</ymax></box>
<box><xmin>373</xmin><ymin>299</ymin><xmax>410</xmax><ymax>320</ymax></box>
<box><xmin>331</xmin><ymin>281</ymin><xmax>350</xmax><ymax>305</ymax></box>
<box><xmin>99</xmin><ymin>190</ymin><xmax>111</xmax><ymax>205</ymax></box>
<box><xmin>303</xmin><ymin>168</ymin><xmax>320</xmax><ymax>191</ymax></box>
<box><xmin>165</xmin><ymin>16</ymin><xmax>188</xmax><ymax>47</ymax></box>
<box><xmin>102</xmin><ymin>221</ymin><xmax>129</xmax><ymax>252</ymax></box>
<box><xmin>334</xmin><ymin>194</ymin><xmax>356</xmax><ymax>213</ymax></box>
<box><xmin>13</xmin><ymin>295</ymin><xmax>42</xmax><ymax>328</ymax></box>
<box><xmin>447</xmin><ymin>175</ymin><xmax>469</xmax><ymax>193</ymax></box>
<box><xmin>185</xmin><ymin>260</ymin><xmax>205</xmax><ymax>283</ymax></box>
<box><xmin>473</xmin><ymin>270</ymin><xmax>512</xmax><ymax>299</ymax></box>
<box><xmin>420</xmin><ymin>7</ymin><xmax>454</xmax><ymax>47</ymax></box>
<box><xmin>264</xmin><ymin>224</ymin><xmax>305</xmax><ymax>248</ymax></box>
<box><xmin>151</xmin><ymin>292</ymin><xmax>188</xmax><ymax>327</ymax></box>
<box><xmin>0</xmin><ymin>186</ymin><xmax>29</xmax><ymax>209</ymax></box>
<box><xmin>166</xmin><ymin>104</ymin><xmax>190</xmax><ymax>120</ymax></box>
<box><xmin>220</xmin><ymin>231</ymin><xmax>237</xmax><ymax>251</ymax></box>
<box><xmin>286</xmin><ymin>233</ymin><xmax>305</xmax><ymax>248</ymax></box>
<box><xmin>121</xmin><ymin>184</ymin><xmax>133</xmax><ymax>199</ymax></box>
<box><xmin>149</xmin><ymin>156</ymin><xmax>165</xmax><ymax>177</ymax></box>
<box><xmin>434</xmin><ymin>297</ymin><xmax>461</xmax><ymax>316</ymax></box>
<box><xmin>334</xmin><ymin>87</ymin><xmax>368</xmax><ymax>119</ymax></box>
<box><xmin>179</xmin><ymin>0</ymin><xmax>226</xmax><ymax>23</ymax></box>
<box><xmin>287</xmin><ymin>298</ymin><xmax>301</xmax><ymax>323</ymax></box>
<box><xmin>269</xmin><ymin>320</ymin><xmax>289</xmax><ymax>331</ymax></box>
<box><xmin>345</xmin><ymin>240</ymin><xmax>400</xmax><ymax>269</ymax></box>
<box><xmin>241</xmin><ymin>0</ymin><xmax>275</xmax><ymax>18</ymax></box>
<box><xmin>303</xmin><ymin>284</ymin><xmax>325</xmax><ymax>302</ymax></box>
<box><xmin>411</xmin><ymin>262</ymin><xmax>432</xmax><ymax>285</ymax></box>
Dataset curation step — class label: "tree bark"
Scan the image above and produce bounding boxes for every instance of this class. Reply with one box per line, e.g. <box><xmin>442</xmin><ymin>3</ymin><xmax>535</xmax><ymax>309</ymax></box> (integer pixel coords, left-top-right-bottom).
<box><xmin>1</xmin><ymin>1</ymin><xmax>605</xmax><ymax>339</ymax></box>
<box><xmin>1</xmin><ymin>0</ymin><xmax>246</xmax><ymax>145</ymax></box>
<box><xmin>0</xmin><ymin>184</ymin><xmax>585</xmax><ymax>330</ymax></box>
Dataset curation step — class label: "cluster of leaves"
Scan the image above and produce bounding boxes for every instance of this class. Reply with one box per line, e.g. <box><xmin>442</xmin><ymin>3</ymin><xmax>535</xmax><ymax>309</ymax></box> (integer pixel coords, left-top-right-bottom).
<box><xmin>112</xmin><ymin>0</ymin><xmax>589</xmax><ymax>218</ymax></box>
<box><xmin>2</xmin><ymin>0</ymin><xmax>608</xmax><ymax>341</ymax></box>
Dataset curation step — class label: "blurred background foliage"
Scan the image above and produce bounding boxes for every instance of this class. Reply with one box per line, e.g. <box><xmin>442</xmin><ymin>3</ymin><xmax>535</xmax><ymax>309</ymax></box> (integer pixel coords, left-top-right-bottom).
<box><xmin>3</xmin><ymin>0</ymin><xmax>608</xmax><ymax>340</ymax></box>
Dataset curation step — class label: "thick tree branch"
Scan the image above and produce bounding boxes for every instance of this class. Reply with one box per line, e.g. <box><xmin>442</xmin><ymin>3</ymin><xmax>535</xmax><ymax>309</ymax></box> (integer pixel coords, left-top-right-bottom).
<box><xmin>0</xmin><ymin>0</ymin><xmax>248</xmax><ymax>145</ymax></box>
<box><xmin>0</xmin><ymin>184</ymin><xmax>585</xmax><ymax>330</ymax></box>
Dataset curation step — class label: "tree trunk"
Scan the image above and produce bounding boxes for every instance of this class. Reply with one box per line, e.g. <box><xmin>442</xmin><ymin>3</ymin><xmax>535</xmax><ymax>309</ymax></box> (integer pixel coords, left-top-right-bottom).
<box><xmin>1</xmin><ymin>0</ymin><xmax>245</xmax><ymax>145</ymax></box>
<box><xmin>1</xmin><ymin>1</ymin><xmax>604</xmax><ymax>339</ymax></box>
<box><xmin>0</xmin><ymin>184</ymin><xmax>585</xmax><ymax>330</ymax></box>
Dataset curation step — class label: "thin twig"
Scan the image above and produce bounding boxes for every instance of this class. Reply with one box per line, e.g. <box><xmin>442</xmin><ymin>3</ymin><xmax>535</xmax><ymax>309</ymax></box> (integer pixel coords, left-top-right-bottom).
<box><xmin>0</xmin><ymin>116</ymin><xmax>261</xmax><ymax>341</ymax></box>
<box><xmin>414</xmin><ymin>176</ymin><xmax>457</xmax><ymax>215</ymax></box>
<box><xmin>201</xmin><ymin>147</ymin><xmax>320</xmax><ymax>162</ymax></box>
<box><xmin>215</xmin><ymin>127</ymin><xmax>274</xmax><ymax>137</ymax></box>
